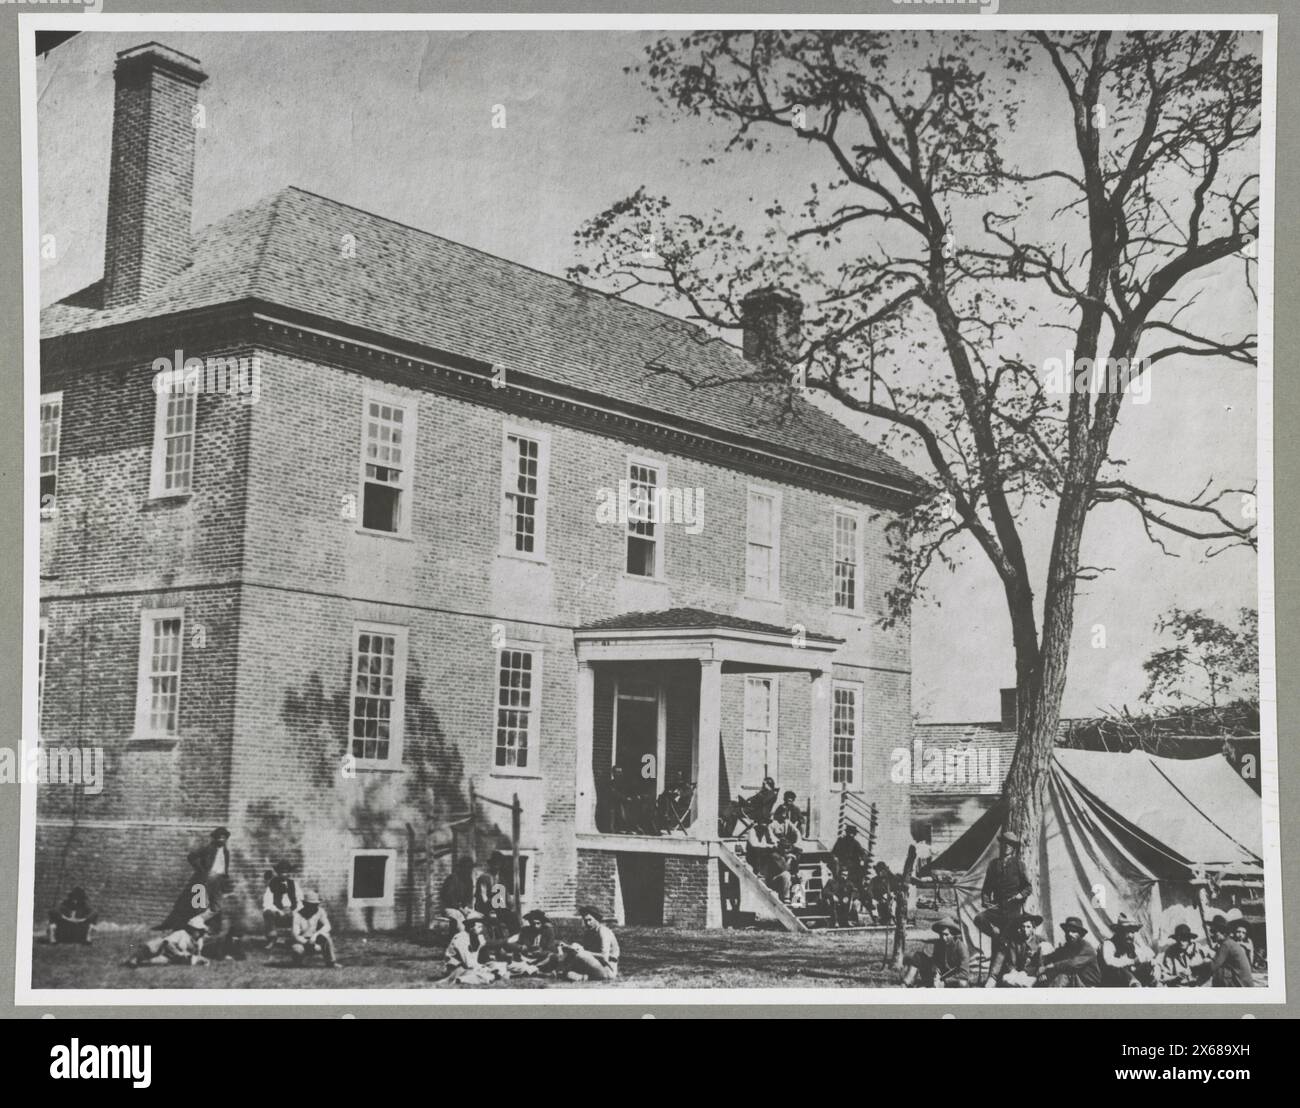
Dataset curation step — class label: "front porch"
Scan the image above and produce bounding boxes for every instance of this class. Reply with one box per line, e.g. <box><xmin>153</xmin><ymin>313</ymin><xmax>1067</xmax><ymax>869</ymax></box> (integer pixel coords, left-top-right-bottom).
<box><xmin>571</xmin><ymin>608</ymin><xmax>845</xmax><ymax>929</ymax></box>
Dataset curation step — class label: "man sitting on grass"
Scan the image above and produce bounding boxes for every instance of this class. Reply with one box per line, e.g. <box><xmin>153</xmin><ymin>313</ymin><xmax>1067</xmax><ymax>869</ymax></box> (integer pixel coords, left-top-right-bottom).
<box><xmin>47</xmin><ymin>887</ymin><xmax>99</xmax><ymax>946</ymax></box>
<box><xmin>290</xmin><ymin>890</ymin><xmax>339</xmax><ymax>969</ymax></box>
<box><xmin>902</xmin><ymin>917</ymin><xmax>970</xmax><ymax>988</ymax></box>
<box><xmin>559</xmin><ymin>906</ymin><xmax>621</xmax><ymax>981</ymax></box>
<box><xmin>124</xmin><ymin>915</ymin><xmax>209</xmax><ymax>967</ymax></box>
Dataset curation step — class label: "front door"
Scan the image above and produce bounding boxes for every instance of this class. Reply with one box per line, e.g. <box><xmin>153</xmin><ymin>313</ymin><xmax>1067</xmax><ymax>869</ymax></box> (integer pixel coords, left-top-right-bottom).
<box><xmin>614</xmin><ymin>682</ymin><xmax>661</xmax><ymax>805</ymax></box>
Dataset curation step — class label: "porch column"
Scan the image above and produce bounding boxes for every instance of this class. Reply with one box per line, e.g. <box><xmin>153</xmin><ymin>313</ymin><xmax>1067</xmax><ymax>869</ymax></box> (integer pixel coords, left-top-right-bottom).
<box><xmin>693</xmin><ymin>658</ymin><xmax>723</xmax><ymax>837</ymax></box>
<box><xmin>575</xmin><ymin>661</ymin><xmax>597</xmax><ymax>832</ymax></box>
<box><xmin>809</xmin><ymin>668</ymin><xmax>833</xmax><ymax>842</ymax></box>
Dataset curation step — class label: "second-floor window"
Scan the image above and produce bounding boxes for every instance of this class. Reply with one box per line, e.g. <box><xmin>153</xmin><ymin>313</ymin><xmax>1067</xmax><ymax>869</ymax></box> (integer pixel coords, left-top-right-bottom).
<box><xmin>502</xmin><ymin>427</ymin><xmax>549</xmax><ymax>558</ymax></box>
<box><xmin>136</xmin><ymin>609</ymin><xmax>184</xmax><ymax>737</ymax></box>
<box><xmin>746</xmin><ymin>489</ymin><xmax>781</xmax><ymax>599</ymax></box>
<box><xmin>495</xmin><ymin>647</ymin><xmax>540</xmax><ymax>771</ymax></box>
<box><xmin>360</xmin><ymin>393</ymin><xmax>415</xmax><ymax>535</ymax></box>
<box><xmin>833</xmin><ymin>509</ymin><xmax>863</xmax><ymax>612</ymax></box>
<box><xmin>350</xmin><ymin>624</ymin><xmax>407</xmax><ymax>766</ymax></box>
<box><xmin>626</xmin><ymin>459</ymin><xmax>663</xmax><ymax>577</ymax></box>
<box><xmin>150</xmin><ymin>377</ymin><xmax>196</xmax><ymax>497</ymax></box>
<box><xmin>40</xmin><ymin>393</ymin><xmax>62</xmax><ymax>518</ymax></box>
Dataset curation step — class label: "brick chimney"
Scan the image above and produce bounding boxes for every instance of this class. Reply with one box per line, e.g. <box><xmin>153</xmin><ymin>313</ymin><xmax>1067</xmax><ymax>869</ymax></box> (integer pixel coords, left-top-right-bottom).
<box><xmin>740</xmin><ymin>286</ymin><xmax>803</xmax><ymax>371</ymax></box>
<box><xmin>102</xmin><ymin>43</ymin><xmax>208</xmax><ymax>309</ymax></box>
<box><xmin>1000</xmin><ymin>687</ymin><xmax>1018</xmax><ymax>731</ymax></box>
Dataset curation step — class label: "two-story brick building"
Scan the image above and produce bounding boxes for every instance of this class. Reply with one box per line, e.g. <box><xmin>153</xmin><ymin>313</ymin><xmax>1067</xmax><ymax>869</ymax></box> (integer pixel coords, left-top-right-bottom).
<box><xmin>35</xmin><ymin>43</ymin><xmax>929</xmax><ymax>931</ymax></box>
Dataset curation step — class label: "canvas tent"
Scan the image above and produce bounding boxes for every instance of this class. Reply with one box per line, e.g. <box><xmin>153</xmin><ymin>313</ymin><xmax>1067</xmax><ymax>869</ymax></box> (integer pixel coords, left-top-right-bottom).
<box><xmin>925</xmin><ymin>749</ymin><xmax>1263</xmax><ymax>959</ymax></box>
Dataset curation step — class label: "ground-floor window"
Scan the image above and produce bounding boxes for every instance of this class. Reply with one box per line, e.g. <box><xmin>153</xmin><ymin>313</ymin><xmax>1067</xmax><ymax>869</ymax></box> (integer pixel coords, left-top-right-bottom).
<box><xmin>832</xmin><ymin>680</ymin><xmax>863</xmax><ymax>788</ymax></box>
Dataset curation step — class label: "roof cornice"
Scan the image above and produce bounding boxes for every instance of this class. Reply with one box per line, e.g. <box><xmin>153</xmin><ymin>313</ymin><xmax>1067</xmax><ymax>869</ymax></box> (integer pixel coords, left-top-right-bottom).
<box><xmin>40</xmin><ymin>299</ymin><xmax>930</xmax><ymax>510</ymax></box>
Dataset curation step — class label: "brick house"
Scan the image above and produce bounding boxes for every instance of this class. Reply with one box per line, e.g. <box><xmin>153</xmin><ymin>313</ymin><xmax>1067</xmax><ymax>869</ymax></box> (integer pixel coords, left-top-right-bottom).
<box><xmin>35</xmin><ymin>43</ymin><xmax>928</xmax><ymax>931</ymax></box>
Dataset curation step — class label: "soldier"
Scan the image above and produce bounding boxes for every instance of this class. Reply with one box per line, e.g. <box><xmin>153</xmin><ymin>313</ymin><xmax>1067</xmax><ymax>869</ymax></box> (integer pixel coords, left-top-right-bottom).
<box><xmin>830</xmin><ymin>824</ymin><xmax>870</xmax><ymax>890</ymax></box>
<box><xmin>1099</xmin><ymin>914</ymin><xmax>1156</xmax><ymax>986</ymax></box>
<box><xmin>1154</xmin><ymin>923</ymin><xmax>1210</xmax><ymax>987</ymax></box>
<box><xmin>902</xmin><ymin>917</ymin><xmax>970</xmax><ymax>987</ymax></box>
<box><xmin>986</xmin><ymin>910</ymin><xmax>1048</xmax><ymax>987</ymax></box>
<box><xmin>821</xmin><ymin>864</ymin><xmax>858</xmax><ymax>928</ymax></box>
<box><xmin>974</xmin><ymin>830</ymin><xmax>1031</xmax><ymax>946</ymax></box>
<box><xmin>124</xmin><ymin>915</ymin><xmax>209</xmax><ymax>967</ymax></box>
<box><xmin>1205</xmin><ymin>916</ymin><xmax>1254</xmax><ymax>986</ymax></box>
<box><xmin>1040</xmin><ymin>917</ymin><xmax>1101</xmax><ymax>987</ymax></box>
<box><xmin>290</xmin><ymin>890</ymin><xmax>339</xmax><ymax>969</ymax></box>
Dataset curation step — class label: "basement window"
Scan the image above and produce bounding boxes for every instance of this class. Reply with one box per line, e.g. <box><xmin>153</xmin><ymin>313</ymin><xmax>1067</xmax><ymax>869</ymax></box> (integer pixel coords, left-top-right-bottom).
<box><xmin>349</xmin><ymin>849</ymin><xmax>396</xmax><ymax>907</ymax></box>
<box><xmin>359</xmin><ymin>392</ymin><xmax>415</xmax><ymax>535</ymax></box>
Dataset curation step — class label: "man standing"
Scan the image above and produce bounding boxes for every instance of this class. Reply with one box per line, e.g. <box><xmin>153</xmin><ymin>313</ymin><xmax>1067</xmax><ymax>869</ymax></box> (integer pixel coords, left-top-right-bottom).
<box><xmin>159</xmin><ymin>826</ymin><xmax>233</xmax><ymax>931</ymax></box>
<box><xmin>290</xmin><ymin>890</ymin><xmax>340</xmax><ymax>969</ymax></box>
<box><xmin>974</xmin><ymin>830</ymin><xmax>1031</xmax><ymax>946</ymax></box>
<box><xmin>1155</xmin><ymin>924</ymin><xmax>1210</xmax><ymax>987</ymax></box>
<box><xmin>1099</xmin><ymin>915</ymin><xmax>1156</xmax><ymax>986</ymax></box>
<box><xmin>1039</xmin><ymin>917</ymin><xmax>1101</xmax><ymax>987</ymax></box>
<box><xmin>560</xmin><ymin>906</ymin><xmax>621</xmax><ymax>981</ymax></box>
<box><xmin>986</xmin><ymin>911</ymin><xmax>1048</xmax><ymax>987</ymax></box>
<box><xmin>902</xmin><ymin>917</ymin><xmax>970</xmax><ymax>988</ymax></box>
<box><xmin>1205</xmin><ymin>917</ymin><xmax>1254</xmax><ymax>986</ymax></box>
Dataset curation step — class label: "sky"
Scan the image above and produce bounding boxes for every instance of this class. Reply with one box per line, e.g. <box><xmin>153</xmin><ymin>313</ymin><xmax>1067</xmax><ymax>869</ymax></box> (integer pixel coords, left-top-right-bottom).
<box><xmin>35</xmin><ymin>29</ymin><xmax>1262</xmax><ymax>721</ymax></box>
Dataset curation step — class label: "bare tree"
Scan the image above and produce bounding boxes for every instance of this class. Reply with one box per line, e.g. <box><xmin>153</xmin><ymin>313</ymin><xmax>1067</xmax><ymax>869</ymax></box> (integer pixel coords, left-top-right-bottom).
<box><xmin>569</xmin><ymin>30</ymin><xmax>1259</xmax><ymax>884</ymax></box>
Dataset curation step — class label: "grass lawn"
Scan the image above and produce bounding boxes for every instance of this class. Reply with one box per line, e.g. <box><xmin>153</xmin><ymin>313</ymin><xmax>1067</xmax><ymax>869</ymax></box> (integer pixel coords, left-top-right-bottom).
<box><xmin>31</xmin><ymin>925</ymin><xmax>905</xmax><ymax>990</ymax></box>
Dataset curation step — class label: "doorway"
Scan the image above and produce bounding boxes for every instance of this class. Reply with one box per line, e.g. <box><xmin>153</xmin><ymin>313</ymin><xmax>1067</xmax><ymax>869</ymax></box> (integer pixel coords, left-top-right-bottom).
<box><xmin>614</xmin><ymin>680</ymin><xmax>663</xmax><ymax>810</ymax></box>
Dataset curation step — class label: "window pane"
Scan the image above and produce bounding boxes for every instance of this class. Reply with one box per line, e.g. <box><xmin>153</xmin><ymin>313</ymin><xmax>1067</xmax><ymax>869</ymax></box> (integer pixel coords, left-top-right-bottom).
<box><xmin>495</xmin><ymin>650</ymin><xmax>534</xmax><ymax>769</ymax></box>
<box><xmin>352</xmin><ymin>631</ymin><xmax>398</xmax><ymax>761</ymax></box>
<box><xmin>352</xmin><ymin>855</ymin><xmax>388</xmax><ymax>900</ymax></box>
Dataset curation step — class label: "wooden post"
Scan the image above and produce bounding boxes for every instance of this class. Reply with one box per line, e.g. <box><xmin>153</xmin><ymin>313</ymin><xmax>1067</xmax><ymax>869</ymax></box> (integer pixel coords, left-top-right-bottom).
<box><xmin>889</xmin><ymin>845</ymin><xmax>918</xmax><ymax>970</ymax></box>
<box><xmin>512</xmin><ymin>793</ymin><xmax>522</xmax><ymax>920</ymax></box>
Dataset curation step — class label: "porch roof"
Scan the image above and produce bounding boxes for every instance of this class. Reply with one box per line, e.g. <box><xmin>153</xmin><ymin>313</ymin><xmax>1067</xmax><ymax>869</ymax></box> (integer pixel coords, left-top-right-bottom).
<box><xmin>574</xmin><ymin>607</ymin><xmax>841</xmax><ymax>670</ymax></box>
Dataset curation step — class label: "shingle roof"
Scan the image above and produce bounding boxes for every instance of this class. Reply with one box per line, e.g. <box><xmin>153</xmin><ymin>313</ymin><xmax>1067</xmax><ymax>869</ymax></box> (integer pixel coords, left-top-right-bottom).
<box><xmin>42</xmin><ymin>187</ymin><xmax>926</xmax><ymax>497</ymax></box>
<box><xmin>578</xmin><ymin>607</ymin><xmax>841</xmax><ymax>644</ymax></box>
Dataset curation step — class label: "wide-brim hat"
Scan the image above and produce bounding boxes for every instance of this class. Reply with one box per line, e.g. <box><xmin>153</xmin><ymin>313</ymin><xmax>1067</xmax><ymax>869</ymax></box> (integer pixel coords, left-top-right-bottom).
<box><xmin>1060</xmin><ymin>916</ymin><xmax>1088</xmax><ymax>935</ymax></box>
<box><xmin>932</xmin><ymin>917</ymin><xmax>960</xmax><ymax>936</ymax></box>
<box><xmin>302</xmin><ymin>890</ymin><xmax>321</xmax><ymax>905</ymax></box>
<box><xmin>1112</xmin><ymin>914</ymin><xmax>1141</xmax><ymax>933</ymax></box>
<box><xmin>1016</xmin><ymin>911</ymin><xmax>1044</xmax><ymax>926</ymax></box>
<box><xmin>524</xmin><ymin>909</ymin><xmax>548</xmax><ymax>923</ymax></box>
<box><xmin>1171</xmin><ymin>924</ymin><xmax>1198</xmax><ymax>942</ymax></box>
<box><xmin>210</xmin><ymin>826</ymin><xmax>230</xmax><ymax>840</ymax></box>
<box><xmin>1208</xmin><ymin>914</ymin><xmax>1230</xmax><ymax>932</ymax></box>
<box><xmin>999</xmin><ymin>830</ymin><xmax>1022</xmax><ymax>846</ymax></box>
<box><xmin>463</xmin><ymin>911</ymin><xmax>485</xmax><ymax>923</ymax></box>
<box><xmin>185</xmin><ymin>914</ymin><xmax>209</xmax><ymax>932</ymax></box>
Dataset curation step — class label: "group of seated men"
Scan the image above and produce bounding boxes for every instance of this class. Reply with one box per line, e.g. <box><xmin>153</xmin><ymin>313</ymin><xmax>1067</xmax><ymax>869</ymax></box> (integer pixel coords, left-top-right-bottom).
<box><xmin>441</xmin><ymin>905</ymin><xmax>621</xmax><ymax>985</ymax></box>
<box><xmin>120</xmin><ymin>864</ymin><xmax>339</xmax><ymax>969</ymax></box>
<box><xmin>902</xmin><ymin>828</ymin><xmax>1258</xmax><ymax>988</ymax></box>
<box><xmin>598</xmin><ymin>767</ymin><xmax>695</xmax><ymax>835</ymax></box>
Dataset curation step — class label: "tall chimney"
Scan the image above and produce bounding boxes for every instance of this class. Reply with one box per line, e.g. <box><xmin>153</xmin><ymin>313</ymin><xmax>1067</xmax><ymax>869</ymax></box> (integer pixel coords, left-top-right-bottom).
<box><xmin>741</xmin><ymin>286</ymin><xmax>803</xmax><ymax>372</ymax></box>
<box><xmin>102</xmin><ymin>43</ymin><xmax>208</xmax><ymax>309</ymax></box>
<box><xmin>1000</xmin><ymin>687</ymin><xmax>1018</xmax><ymax>731</ymax></box>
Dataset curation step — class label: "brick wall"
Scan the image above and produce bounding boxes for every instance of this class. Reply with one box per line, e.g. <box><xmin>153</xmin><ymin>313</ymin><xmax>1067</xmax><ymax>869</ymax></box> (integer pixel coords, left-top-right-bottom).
<box><xmin>662</xmin><ymin>856</ymin><xmax>712</xmax><ymax>928</ymax></box>
<box><xmin>36</xmin><ymin>332</ymin><xmax>916</xmax><ymax>928</ymax></box>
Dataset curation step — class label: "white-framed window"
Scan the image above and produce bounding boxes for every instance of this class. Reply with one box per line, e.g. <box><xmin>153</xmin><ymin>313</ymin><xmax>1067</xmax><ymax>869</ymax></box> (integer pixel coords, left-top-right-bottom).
<box><xmin>501</xmin><ymin>425</ymin><xmax>550</xmax><ymax>559</ymax></box>
<box><xmin>833</xmin><ymin>509</ymin><xmax>864</xmax><ymax>612</ymax></box>
<box><xmin>349</xmin><ymin>849</ymin><xmax>397</xmax><ymax>907</ymax></box>
<box><xmin>39</xmin><ymin>392</ymin><xmax>62</xmax><ymax>518</ymax></box>
<box><xmin>831</xmin><ymin>680</ymin><xmax>864</xmax><ymax>789</ymax></box>
<box><xmin>37</xmin><ymin>617</ymin><xmax>48</xmax><ymax>729</ymax></box>
<box><xmin>135</xmin><ymin>608</ymin><xmax>184</xmax><ymax>738</ymax></box>
<box><xmin>495</xmin><ymin>646</ymin><xmax>542</xmax><ymax>772</ymax></box>
<box><xmin>742</xmin><ymin>676</ymin><xmax>779</xmax><ymax>789</ymax></box>
<box><xmin>358</xmin><ymin>391</ymin><xmax>416</xmax><ymax>535</ymax></box>
<box><xmin>746</xmin><ymin>487</ymin><xmax>781</xmax><ymax>599</ymax></box>
<box><xmin>626</xmin><ymin>457</ymin><xmax>665</xmax><ymax>577</ymax></box>
<box><xmin>150</xmin><ymin>374</ymin><xmax>196</xmax><ymax>497</ymax></box>
<box><xmin>349</xmin><ymin>623</ymin><xmax>408</xmax><ymax>766</ymax></box>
